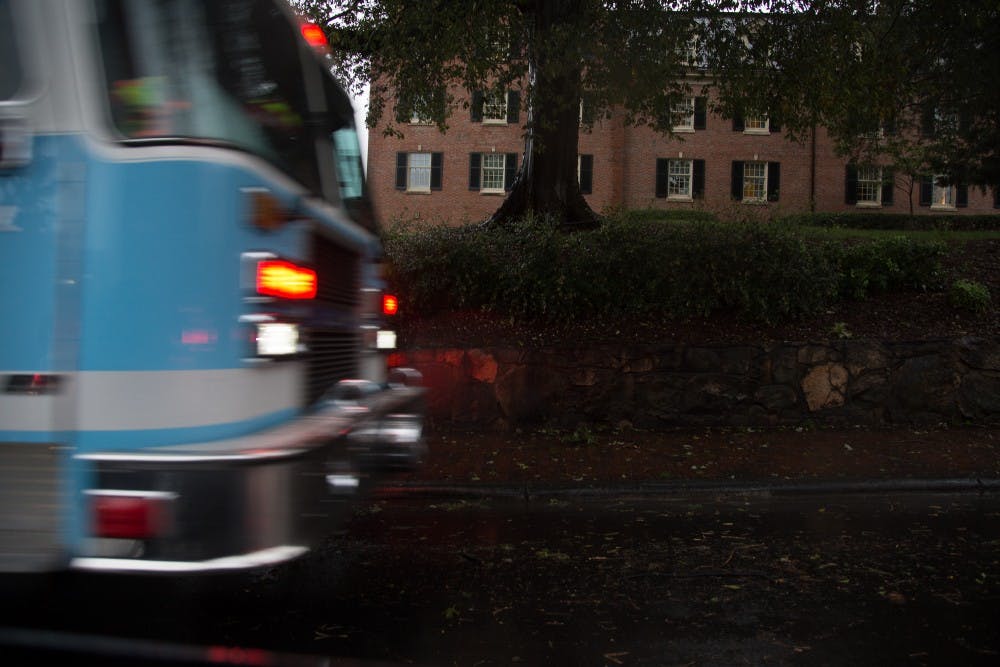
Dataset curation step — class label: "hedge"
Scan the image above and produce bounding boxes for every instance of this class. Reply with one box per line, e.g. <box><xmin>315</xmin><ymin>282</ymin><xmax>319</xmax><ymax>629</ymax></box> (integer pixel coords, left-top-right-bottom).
<box><xmin>778</xmin><ymin>212</ymin><xmax>1000</xmax><ymax>231</ymax></box>
<box><xmin>383</xmin><ymin>214</ymin><xmax>946</xmax><ymax>325</ymax></box>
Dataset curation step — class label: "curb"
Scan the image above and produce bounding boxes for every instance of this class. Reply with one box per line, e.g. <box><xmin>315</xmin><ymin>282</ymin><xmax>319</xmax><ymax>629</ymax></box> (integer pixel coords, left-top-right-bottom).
<box><xmin>375</xmin><ymin>477</ymin><xmax>1000</xmax><ymax>500</ymax></box>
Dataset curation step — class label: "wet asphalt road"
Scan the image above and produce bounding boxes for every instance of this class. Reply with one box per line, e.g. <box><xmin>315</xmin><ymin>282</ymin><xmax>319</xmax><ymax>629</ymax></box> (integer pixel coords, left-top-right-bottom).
<box><xmin>2</xmin><ymin>490</ymin><xmax>1000</xmax><ymax>666</ymax></box>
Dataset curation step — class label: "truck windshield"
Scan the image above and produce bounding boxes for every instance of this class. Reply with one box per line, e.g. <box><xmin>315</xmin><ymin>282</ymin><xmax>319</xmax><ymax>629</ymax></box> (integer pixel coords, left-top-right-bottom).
<box><xmin>94</xmin><ymin>0</ymin><xmax>321</xmax><ymax>193</ymax></box>
<box><xmin>0</xmin><ymin>0</ymin><xmax>22</xmax><ymax>99</ymax></box>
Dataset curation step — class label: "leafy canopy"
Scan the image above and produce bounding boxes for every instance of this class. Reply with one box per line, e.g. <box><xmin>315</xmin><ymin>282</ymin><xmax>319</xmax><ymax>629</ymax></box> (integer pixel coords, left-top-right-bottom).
<box><xmin>294</xmin><ymin>1</ymin><xmax>718</xmax><ymax>138</ymax></box>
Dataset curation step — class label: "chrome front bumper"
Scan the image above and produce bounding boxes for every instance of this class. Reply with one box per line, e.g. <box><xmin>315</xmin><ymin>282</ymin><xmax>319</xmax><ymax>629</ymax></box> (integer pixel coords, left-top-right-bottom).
<box><xmin>72</xmin><ymin>373</ymin><xmax>424</xmax><ymax>574</ymax></box>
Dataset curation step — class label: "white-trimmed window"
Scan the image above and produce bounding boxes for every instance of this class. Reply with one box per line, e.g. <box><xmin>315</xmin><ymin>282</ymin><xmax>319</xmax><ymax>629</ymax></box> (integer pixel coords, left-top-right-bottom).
<box><xmin>742</xmin><ymin>161</ymin><xmax>767</xmax><ymax>201</ymax></box>
<box><xmin>471</xmin><ymin>89</ymin><xmax>520</xmax><ymax>125</ymax></box>
<box><xmin>856</xmin><ymin>166</ymin><xmax>882</xmax><ymax>205</ymax></box>
<box><xmin>846</xmin><ymin>164</ymin><xmax>892</xmax><ymax>207</ymax></box>
<box><xmin>656</xmin><ymin>158</ymin><xmax>705</xmax><ymax>200</ymax></box>
<box><xmin>481</xmin><ymin>153</ymin><xmax>505</xmax><ymax>191</ymax></box>
<box><xmin>732</xmin><ymin>161</ymin><xmax>779</xmax><ymax>202</ymax></box>
<box><xmin>676</xmin><ymin>35</ymin><xmax>701</xmax><ymax>67</ymax></box>
<box><xmin>931</xmin><ymin>175</ymin><xmax>955</xmax><ymax>208</ymax></box>
<box><xmin>668</xmin><ymin>159</ymin><xmax>693</xmax><ymax>199</ymax></box>
<box><xmin>482</xmin><ymin>90</ymin><xmax>507</xmax><ymax>123</ymax></box>
<box><xmin>469</xmin><ymin>151</ymin><xmax>516</xmax><ymax>193</ymax></box>
<box><xmin>744</xmin><ymin>116</ymin><xmax>769</xmax><ymax>133</ymax></box>
<box><xmin>410</xmin><ymin>102</ymin><xmax>433</xmax><ymax>125</ymax></box>
<box><xmin>407</xmin><ymin>152</ymin><xmax>432</xmax><ymax>191</ymax></box>
<box><xmin>395</xmin><ymin>151</ymin><xmax>442</xmax><ymax>192</ymax></box>
<box><xmin>672</xmin><ymin>98</ymin><xmax>695</xmax><ymax>131</ymax></box>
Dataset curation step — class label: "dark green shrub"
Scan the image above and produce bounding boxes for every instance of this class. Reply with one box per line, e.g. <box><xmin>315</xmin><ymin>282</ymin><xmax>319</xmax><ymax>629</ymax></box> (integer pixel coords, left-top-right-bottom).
<box><xmin>949</xmin><ymin>279</ymin><xmax>992</xmax><ymax>314</ymax></box>
<box><xmin>780</xmin><ymin>212</ymin><xmax>1000</xmax><ymax>231</ymax></box>
<box><xmin>384</xmin><ymin>213</ymin><xmax>949</xmax><ymax>325</ymax></box>
<box><xmin>612</xmin><ymin>207</ymin><xmax>719</xmax><ymax>224</ymax></box>
<box><xmin>385</xmin><ymin>214</ymin><xmax>845</xmax><ymax>324</ymax></box>
<box><xmin>831</xmin><ymin>236</ymin><xmax>947</xmax><ymax>300</ymax></box>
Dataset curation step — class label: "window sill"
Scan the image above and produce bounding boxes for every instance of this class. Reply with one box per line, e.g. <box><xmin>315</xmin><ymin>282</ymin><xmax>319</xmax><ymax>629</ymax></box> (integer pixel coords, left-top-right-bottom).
<box><xmin>743</xmin><ymin>129</ymin><xmax>770</xmax><ymax>136</ymax></box>
<box><xmin>672</xmin><ymin>127</ymin><xmax>695</xmax><ymax>133</ymax></box>
<box><xmin>405</xmin><ymin>189</ymin><xmax>432</xmax><ymax>195</ymax></box>
<box><xmin>668</xmin><ymin>195</ymin><xmax>693</xmax><ymax>202</ymax></box>
<box><xmin>741</xmin><ymin>198</ymin><xmax>768</xmax><ymax>205</ymax></box>
<box><xmin>480</xmin><ymin>189</ymin><xmax>506</xmax><ymax>196</ymax></box>
<box><xmin>930</xmin><ymin>204</ymin><xmax>956</xmax><ymax>211</ymax></box>
<box><xmin>482</xmin><ymin>119</ymin><xmax>508</xmax><ymax>126</ymax></box>
<box><xmin>855</xmin><ymin>201</ymin><xmax>881</xmax><ymax>208</ymax></box>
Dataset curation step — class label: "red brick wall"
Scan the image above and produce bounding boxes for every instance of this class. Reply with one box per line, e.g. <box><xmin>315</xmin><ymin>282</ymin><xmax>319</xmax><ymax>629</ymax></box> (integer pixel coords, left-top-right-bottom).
<box><xmin>367</xmin><ymin>86</ymin><xmax>998</xmax><ymax>227</ymax></box>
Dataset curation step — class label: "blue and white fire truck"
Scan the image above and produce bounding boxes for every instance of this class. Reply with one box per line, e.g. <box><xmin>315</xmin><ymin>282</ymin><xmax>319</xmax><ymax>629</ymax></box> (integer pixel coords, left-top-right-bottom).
<box><xmin>0</xmin><ymin>0</ymin><xmax>424</xmax><ymax>574</ymax></box>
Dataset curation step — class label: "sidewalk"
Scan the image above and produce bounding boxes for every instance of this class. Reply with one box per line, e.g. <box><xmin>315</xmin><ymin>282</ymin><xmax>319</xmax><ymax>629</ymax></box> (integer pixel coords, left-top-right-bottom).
<box><xmin>380</xmin><ymin>423</ymin><xmax>1000</xmax><ymax>498</ymax></box>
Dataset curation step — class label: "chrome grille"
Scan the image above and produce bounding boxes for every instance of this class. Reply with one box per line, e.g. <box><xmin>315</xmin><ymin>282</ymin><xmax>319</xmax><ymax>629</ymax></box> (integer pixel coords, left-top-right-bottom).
<box><xmin>303</xmin><ymin>328</ymin><xmax>360</xmax><ymax>406</ymax></box>
<box><xmin>0</xmin><ymin>442</ymin><xmax>65</xmax><ymax>572</ymax></box>
<box><xmin>311</xmin><ymin>233</ymin><xmax>361</xmax><ymax>309</ymax></box>
<box><xmin>304</xmin><ymin>232</ymin><xmax>363</xmax><ymax>407</ymax></box>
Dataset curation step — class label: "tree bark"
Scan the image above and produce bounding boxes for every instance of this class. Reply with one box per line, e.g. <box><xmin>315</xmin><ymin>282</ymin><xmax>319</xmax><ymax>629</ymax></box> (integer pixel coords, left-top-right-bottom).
<box><xmin>484</xmin><ymin>0</ymin><xmax>600</xmax><ymax>230</ymax></box>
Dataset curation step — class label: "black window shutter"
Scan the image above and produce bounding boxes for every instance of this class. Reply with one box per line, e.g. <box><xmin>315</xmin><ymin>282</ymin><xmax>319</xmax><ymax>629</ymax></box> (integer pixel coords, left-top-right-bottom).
<box><xmin>692</xmin><ymin>159</ymin><xmax>705</xmax><ymax>199</ymax></box>
<box><xmin>883</xmin><ymin>117</ymin><xmax>896</xmax><ymax>136</ymax></box>
<box><xmin>919</xmin><ymin>178</ymin><xmax>932</xmax><ymax>206</ymax></box>
<box><xmin>655</xmin><ymin>159</ymin><xmax>669</xmax><ymax>198</ymax></box>
<box><xmin>994</xmin><ymin>187</ymin><xmax>1000</xmax><ymax>209</ymax></box>
<box><xmin>469</xmin><ymin>153</ymin><xmax>481</xmax><ymax>190</ymax></box>
<box><xmin>506</xmin><ymin>91</ymin><xmax>520</xmax><ymax>124</ymax></box>
<box><xmin>430</xmin><ymin>152</ymin><xmax>443</xmax><ymax>190</ymax></box>
<box><xmin>579</xmin><ymin>154</ymin><xmax>593</xmax><ymax>195</ymax></box>
<box><xmin>956</xmin><ymin>184</ymin><xmax>968</xmax><ymax>208</ymax></box>
<box><xmin>504</xmin><ymin>153</ymin><xmax>517</xmax><ymax>190</ymax></box>
<box><xmin>732</xmin><ymin>114</ymin><xmax>744</xmax><ymax>132</ymax></box>
<box><xmin>731</xmin><ymin>161</ymin><xmax>744</xmax><ymax>201</ymax></box>
<box><xmin>881</xmin><ymin>169</ymin><xmax>894</xmax><ymax>206</ymax></box>
<box><xmin>769</xmin><ymin>114</ymin><xmax>781</xmax><ymax>133</ymax></box>
<box><xmin>693</xmin><ymin>97</ymin><xmax>707</xmax><ymax>130</ymax></box>
<box><xmin>767</xmin><ymin>162</ymin><xmax>780</xmax><ymax>202</ymax></box>
<box><xmin>395</xmin><ymin>152</ymin><xmax>407</xmax><ymax>190</ymax></box>
<box><xmin>845</xmin><ymin>165</ymin><xmax>858</xmax><ymax>204</ymax></box>
<box><xmin>471</xmin><ymin>91</ymin><xmax>484</xmax><ymax>122</ymax></box>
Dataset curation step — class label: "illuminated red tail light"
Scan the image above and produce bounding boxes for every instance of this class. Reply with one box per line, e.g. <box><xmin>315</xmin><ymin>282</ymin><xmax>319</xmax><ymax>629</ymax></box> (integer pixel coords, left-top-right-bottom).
<box><xmin>382</xmin><ymin>294</ymin><xmax>399</xmax><ymax>316</ymax></box>
<box><xmin>93</xmin><ymin>495</ymin><xmax>165</xmax><ymax>539</ymax></box>
<box><xmin>256</xmin><ymin>260</ymin><xmax>317</xmax><ymax>300</ymax></box>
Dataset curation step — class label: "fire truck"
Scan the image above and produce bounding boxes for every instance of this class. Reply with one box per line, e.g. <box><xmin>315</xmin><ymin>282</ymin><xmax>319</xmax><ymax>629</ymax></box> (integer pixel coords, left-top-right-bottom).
<box><xmin>0</xmin><ymin>0</ymin><xmax>424</xmax><ymax>573</ymax></box>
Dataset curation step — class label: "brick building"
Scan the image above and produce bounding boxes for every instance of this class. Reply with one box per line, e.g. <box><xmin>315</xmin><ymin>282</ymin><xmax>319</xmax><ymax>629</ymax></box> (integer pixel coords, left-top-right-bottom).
<box><xmin>366</xmin><ymin>83</ymin><xmax>999</xmax><ymax>227</ymax></box>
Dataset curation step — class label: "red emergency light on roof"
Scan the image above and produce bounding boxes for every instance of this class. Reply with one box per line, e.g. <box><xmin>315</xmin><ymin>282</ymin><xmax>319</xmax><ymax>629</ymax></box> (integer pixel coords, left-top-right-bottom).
<box><xmin>256</xmin><ymin>260</ymin><xmax>317</xmax><ymax>300</ymax></box>
<box><xmin>300</xmin><ymin>23</ymin><xmax>327</xmax><ymax>49</ymax></box>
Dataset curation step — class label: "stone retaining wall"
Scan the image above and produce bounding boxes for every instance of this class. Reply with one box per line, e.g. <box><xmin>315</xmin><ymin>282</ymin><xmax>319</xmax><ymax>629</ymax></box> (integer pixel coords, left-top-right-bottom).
<box><xmin>392</xmin><ymin>337</ymin><xmax>1000</xmax><ymax>430</ymax></box>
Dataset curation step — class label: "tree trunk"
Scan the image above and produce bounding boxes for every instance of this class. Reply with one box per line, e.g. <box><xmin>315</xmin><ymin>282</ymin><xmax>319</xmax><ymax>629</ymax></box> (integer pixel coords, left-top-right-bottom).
<box><xmin>484</xmin><ymin>0</ymin><xmax>599</xmax><ymax>230</ymax></box>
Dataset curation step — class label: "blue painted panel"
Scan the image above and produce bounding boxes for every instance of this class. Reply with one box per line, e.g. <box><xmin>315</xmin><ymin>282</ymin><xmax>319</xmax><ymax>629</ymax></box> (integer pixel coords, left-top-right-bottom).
<box><xmin>80</xmin><ymin>157</ymin><xmax>306</xmax><ymax>371</ymax></box>
<box><xmin>0</xmin><ymin>135</ymin><xmax>76</xmax><ymax>370</ymax></box>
